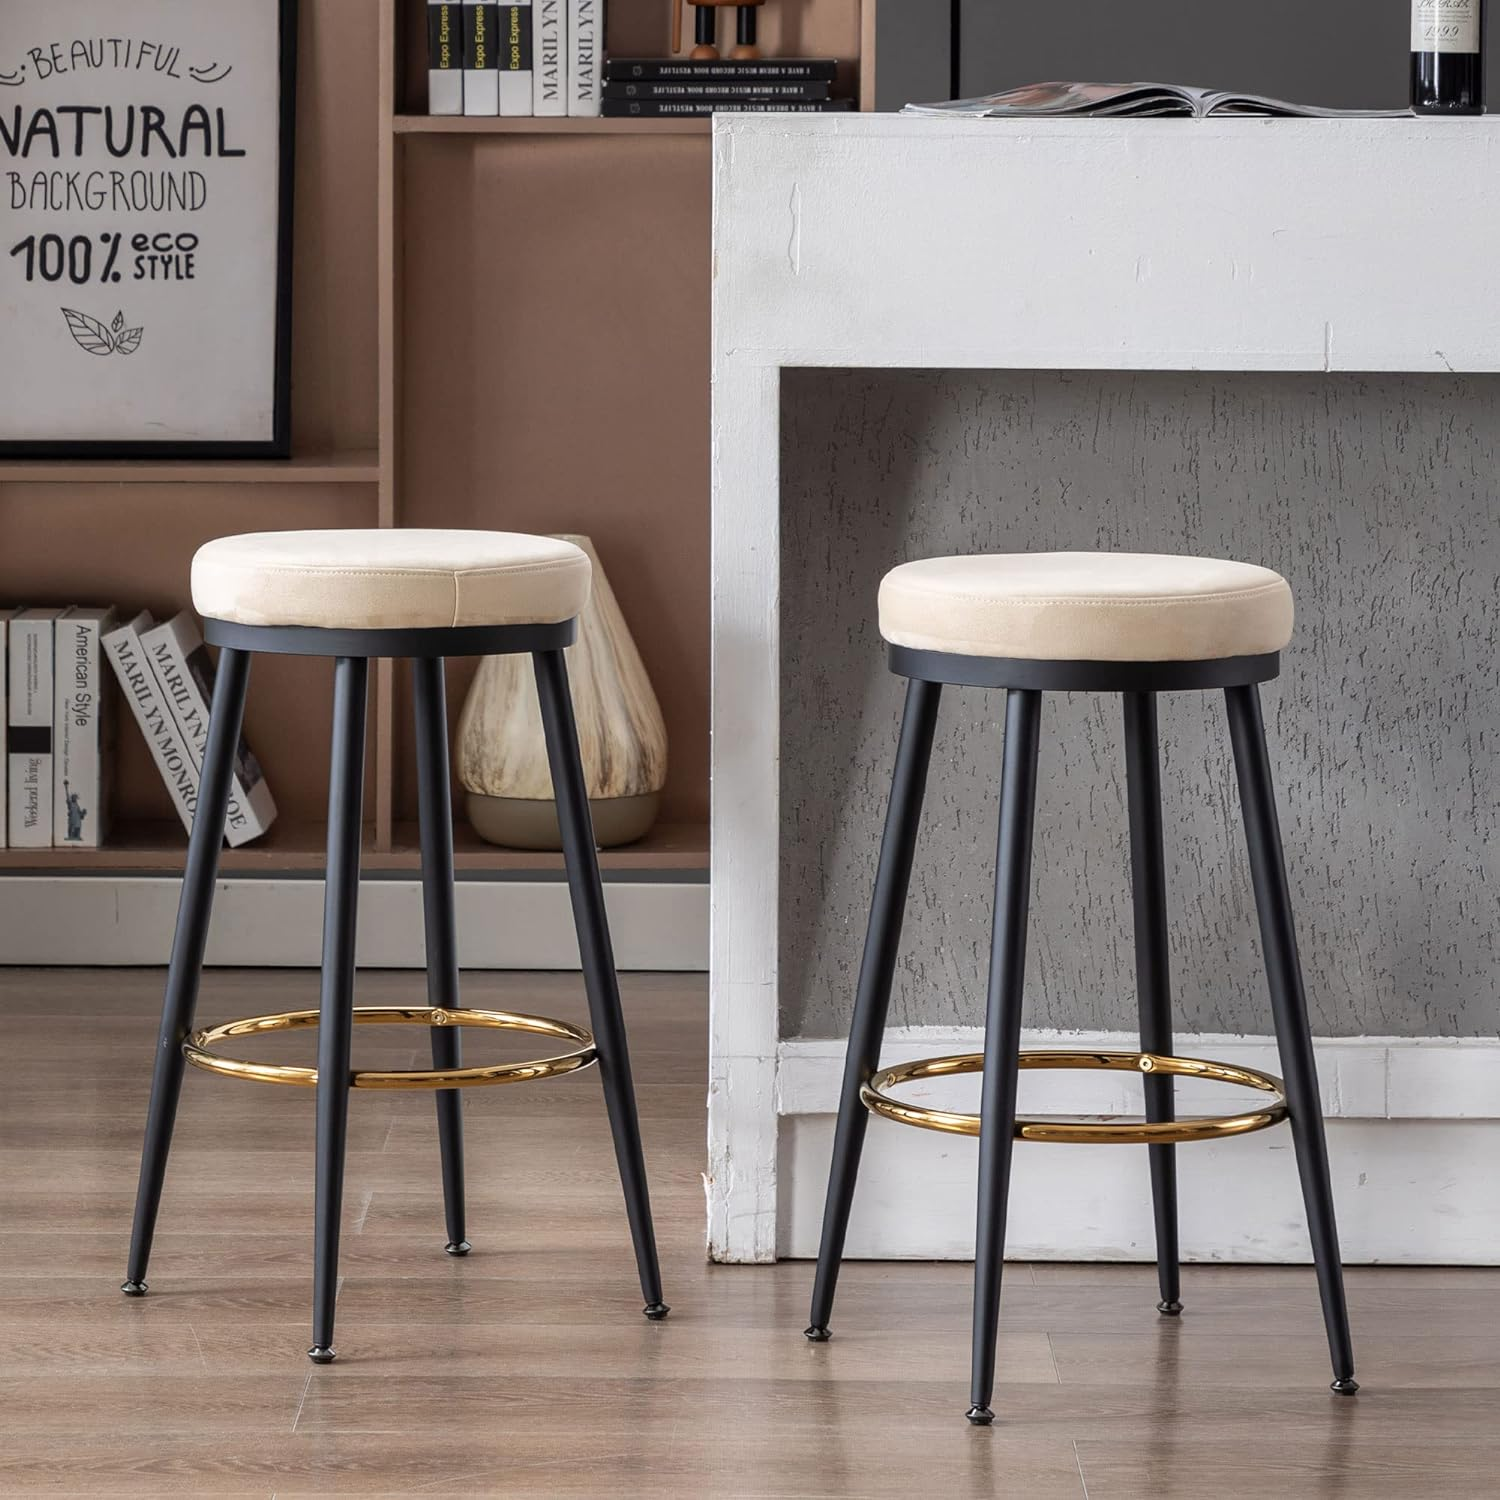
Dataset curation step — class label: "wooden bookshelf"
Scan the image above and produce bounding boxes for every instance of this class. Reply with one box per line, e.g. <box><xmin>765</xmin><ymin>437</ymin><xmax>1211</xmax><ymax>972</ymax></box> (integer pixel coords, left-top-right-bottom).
<box><xmin>0</xmin><ymin>0</ymin><xmax>871</xmax><ymax>878</ymax></box>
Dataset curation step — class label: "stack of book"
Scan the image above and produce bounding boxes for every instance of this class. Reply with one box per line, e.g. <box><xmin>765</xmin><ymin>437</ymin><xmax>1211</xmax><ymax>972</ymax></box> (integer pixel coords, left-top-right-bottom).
<box><xmin>0</xmin><ymin>606</ymin><xmax>275</xmax><ymax>851</ymax></box>
<box><xmin>601</xmin><ymin>58</ymin><xmax>851</xmax><ymax>117</ymax></box>
<box><xmin>428</xmin><ymin>0</ymin><xmax>600</xmax><ymax>117</ymax></box>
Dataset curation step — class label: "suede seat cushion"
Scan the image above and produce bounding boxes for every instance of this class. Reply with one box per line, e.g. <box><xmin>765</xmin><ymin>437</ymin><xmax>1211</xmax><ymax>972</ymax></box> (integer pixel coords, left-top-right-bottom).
<box><xmin>192</xmin><ymin>529</ymin><xmax>591</xmax><ymax>632</ymax></box>
<box><xmin>878</xmin><ymin>552</ymin><xmax>1293</xmax><ymax>662</ymax></box>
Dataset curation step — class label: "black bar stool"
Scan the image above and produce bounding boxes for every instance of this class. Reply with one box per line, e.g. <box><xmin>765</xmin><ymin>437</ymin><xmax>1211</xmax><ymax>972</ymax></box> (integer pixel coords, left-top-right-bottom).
<box><xmin>122</xmin><ymin>529</ymin><xmax>668</xmax><ymax>1361</ymax></box>
<box><xmin>804</xmin><ymin>551</ymin><xmax>1356</xmax><ymax>1423</ymax></box>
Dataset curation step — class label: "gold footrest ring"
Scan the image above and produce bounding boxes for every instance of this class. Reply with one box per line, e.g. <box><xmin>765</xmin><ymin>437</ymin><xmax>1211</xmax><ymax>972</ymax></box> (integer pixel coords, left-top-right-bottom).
<box><xmin>860</xmin><ymin>1050</ymin><xmax>1288</xmax><ymax>1144</ymax></box>
<box><xmin>183</xmin><ymin>1006</ymin><xmax>597</xmax><ymax>1089</ymax></box>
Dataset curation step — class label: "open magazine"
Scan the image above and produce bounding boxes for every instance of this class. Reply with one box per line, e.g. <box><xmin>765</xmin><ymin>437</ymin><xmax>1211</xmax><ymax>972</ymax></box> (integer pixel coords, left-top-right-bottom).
<box><xmin>903</xmin><ymin>81</ymin><xmax>1406</xmax><ymax>120</ymax></box>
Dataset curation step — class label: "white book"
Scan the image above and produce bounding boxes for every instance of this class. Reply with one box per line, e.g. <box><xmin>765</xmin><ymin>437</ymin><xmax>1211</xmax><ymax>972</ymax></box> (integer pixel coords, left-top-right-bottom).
<box><xmin>103</xmin><ymin>611</ymin><xmax>201</xmax><ymax>840</ymax></box>
<box><xmin>463</xmin><ymin>1</ymin><xmax>500</xmax><ymax>115</ymax></box>
<box><xmin>0</xmin><ymin>609</ymin><xmax>15</xmax><ymax>849</ymax></box>
<box><xmin>499</xmin><ymin>1</ymin><xmax>534</xmax><ymax>115</ymax></box>
<box><xmin>533</xmin><ymin>0</ymin><xmax>565</xmax><ymax>115</ymax></box>
<box><xmin>142</xmin><ymin>612</ymin><xmax>277</xmax><ymax>849</ymax></box>
<box><xmin>53</xmin><ymin>606</ymin><xmax>117</xmax><ymax>848</ymax></box>
<box><xmin>8</xmin><ymin>607</ymin><xmax>63</xmax><ymax>848</ymax></box>
<box><xmin>428</xmin><ymin>0</ymin><xmax>464</xmax><ymax>114</ymax></box>
<box><xmin>567</xmin><ymin>0</ymin><xmax>601</xmax><ymax>116</ymax></box>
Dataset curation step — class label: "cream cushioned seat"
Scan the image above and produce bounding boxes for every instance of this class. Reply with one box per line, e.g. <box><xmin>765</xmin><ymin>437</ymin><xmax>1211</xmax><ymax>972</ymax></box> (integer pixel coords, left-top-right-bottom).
<box><xmin>878</xmin><ymin>552</ymin><xmax>1293</xmax><ymax>663</ymax></box>
<box><xmin>192</xmin><ymin>529</ymin><xmax>591</xmax><ymax>632</ymax></box>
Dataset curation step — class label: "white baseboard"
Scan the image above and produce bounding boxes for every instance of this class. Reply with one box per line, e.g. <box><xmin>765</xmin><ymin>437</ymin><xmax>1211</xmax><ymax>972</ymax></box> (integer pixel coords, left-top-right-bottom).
<box><xmin>0</xmin><ymin>875</ymin><xmax>708</xmax><ymax>970</ymax></box>
<box><xmin>775</xmin><ymin>1029</ymin><xmax>1500</xmax><ymax>1264</ymax></box>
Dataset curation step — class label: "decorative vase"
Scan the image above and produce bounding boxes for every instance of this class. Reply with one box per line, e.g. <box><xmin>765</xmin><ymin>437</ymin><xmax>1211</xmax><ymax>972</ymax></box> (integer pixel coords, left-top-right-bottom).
<box><xmin>457</xmin><ymin>535</ymin><xmax>668</xmax><ymax>850</ymax></box>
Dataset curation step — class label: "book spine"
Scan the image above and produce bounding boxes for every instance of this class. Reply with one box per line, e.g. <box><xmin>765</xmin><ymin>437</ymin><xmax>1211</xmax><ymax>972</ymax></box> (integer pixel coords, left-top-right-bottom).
<box><xmin>103</xmin><ymin>618</ymin><xmax>201</xmax><ymax>839</ymax></box>
<box><xmin>602</xmin><ymin>99</ymin><xmax>853</xmax><ymax>116</ymax></box>
<box><xmin>604</xmin><ymin>59</ymin><xmax>838</xmax><ymax>81</ymax></box>
<box><xmin>499</xmin><ymin>1</ymin><xmax>534</xmax><ymax>116</ymax></box>
<box><xmin>567</xmin><ymin>0</ymin><xmax>601</xmax><ymax>116</ymax></box>
<box><xmin>604</xmin><ymin>80</ymin><xmax>831</xmax><ymax>99</ymax></box>
<box><xmin>144</xmin><ymin>615</ymin><xmax>277</xmax><ymax>848</ymax></box>
<box><xmin>429</xmin><ymin>0</ymin><xmax>465</xmax><ymax>115</ymax></box>
<box><xmin>533</xmin><ymin>0</ymin><xmax>565</xmax><ymax>116</ymax></box>
<box><xmin>8</xmin><ymin>615</ymin><xmax>54</xmax><ymax>848</ymax></box>
<box><xmin>463</xmin><ymin>1</ymin><xmax>500</xmax><ymax>116</ymax></box>
<box><xmin>54</xmin><ymin>610</ymin><xmax>114</xmax><ymax>848</ymax></box>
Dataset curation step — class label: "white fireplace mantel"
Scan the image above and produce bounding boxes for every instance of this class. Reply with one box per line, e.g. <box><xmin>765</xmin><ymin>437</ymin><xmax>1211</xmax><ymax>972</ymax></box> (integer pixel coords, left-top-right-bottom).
<box><xmin>707</xmin><ymin>115</ymin><xmax>1500</xmax><ymax>1264</ymax></box>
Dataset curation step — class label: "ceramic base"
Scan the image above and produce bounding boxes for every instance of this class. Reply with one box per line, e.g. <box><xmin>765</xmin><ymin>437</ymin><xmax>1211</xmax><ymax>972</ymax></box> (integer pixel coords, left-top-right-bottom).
<box><xmin>465</xmin><ymin>792</ymin><xmax>661</xmax><ymax>851</ymax></box>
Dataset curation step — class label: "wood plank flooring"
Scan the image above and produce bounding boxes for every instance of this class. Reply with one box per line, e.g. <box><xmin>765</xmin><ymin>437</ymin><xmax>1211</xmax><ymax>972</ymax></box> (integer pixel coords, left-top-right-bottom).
<box><xmin>2</xmin><ymin>967</ymin><xmax>1498</xmax><ymax>1498</ymax></box>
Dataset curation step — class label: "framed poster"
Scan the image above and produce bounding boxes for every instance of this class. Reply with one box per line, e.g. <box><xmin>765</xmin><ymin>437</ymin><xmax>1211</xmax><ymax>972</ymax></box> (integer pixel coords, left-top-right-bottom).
<box><xmin>0</xmin><ymin>0</ymin><xmax>296</xmax><ymax>458</ymax></box>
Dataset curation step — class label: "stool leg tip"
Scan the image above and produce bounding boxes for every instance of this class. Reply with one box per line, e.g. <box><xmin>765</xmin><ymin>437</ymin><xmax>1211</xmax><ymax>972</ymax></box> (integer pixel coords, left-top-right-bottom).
<box><xmin>804</xmin><ymin>1325</ymin><xmax>832</xmax><ymax>1342</ymax></box>
<box><xmin>120</xmin><ymin>1280</ymin><xmax>148</xmax><ymax>1297</ymax></box>
<box><xmin>307</xmin><ymin>1346</ymin><xmax>337</xmax><ymax>1365</ymax></box>
<box><xmin>1157</xmin><ymin>1299</ymin><xmax>1184</xmax><ymax>1316</ymax></box>
<box><xmin>966</xmin><ymin>1406</ymin><xmax>995</xmax><ymax>1426</ymax></box>
<box><xmin>445</xmin><ymin>1240</ymin><xmax>472</xmax><ymax>1257</ymax></box>
<box><xmin>1331</xmin><ymin>1377</ymin><xmax>1360</xmax><ymax>1396</ymax></box>
<box><xmin>643</xmin><ymin>1302</ymin><xmax>671</xmax><ymax>1321</ymax></box>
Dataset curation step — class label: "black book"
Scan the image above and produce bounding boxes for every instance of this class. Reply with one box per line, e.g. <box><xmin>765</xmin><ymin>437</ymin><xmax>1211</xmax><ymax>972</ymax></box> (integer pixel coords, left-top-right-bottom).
<box><xmin>604</xmin><ymin>57</ymin><xmax>839</xmax><ymax>82</ymax></box>
<box><xmin>604</xmin><ymin>80</ymin><xmax>830</xmax><ymax>101</ymax></box>
<box><xmin>602</xmin><ymin>99</ymin><xmax>853</xmax><ymax>116</ymax></box>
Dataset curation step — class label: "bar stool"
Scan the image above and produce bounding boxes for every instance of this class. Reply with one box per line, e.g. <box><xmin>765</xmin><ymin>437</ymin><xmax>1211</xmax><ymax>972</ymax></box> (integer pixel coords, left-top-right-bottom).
<box><xmin>121</xmin><ymin>529</ymin><xmax>668</xmax><ymax>1361</ymax></box>
<box><xmin>804</xmin><ymin>551</ymin><xmax>1356</xmax><ymax>1423</ymax></box>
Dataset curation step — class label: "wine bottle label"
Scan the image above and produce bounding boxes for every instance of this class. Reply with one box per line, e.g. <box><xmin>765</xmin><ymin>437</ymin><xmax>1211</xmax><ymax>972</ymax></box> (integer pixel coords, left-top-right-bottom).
<box><xmin>1412</xmin><ymin>0</ymin><xmax>1481</xmax><ymax>53</ymax></box>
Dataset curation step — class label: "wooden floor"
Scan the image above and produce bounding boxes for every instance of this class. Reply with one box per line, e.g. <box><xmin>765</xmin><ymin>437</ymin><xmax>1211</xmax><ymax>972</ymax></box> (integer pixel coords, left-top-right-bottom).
<box><xmin>2</xmin><ymin>968</ymin><xmax>1498</xmax><ymax>1498</ymax></box>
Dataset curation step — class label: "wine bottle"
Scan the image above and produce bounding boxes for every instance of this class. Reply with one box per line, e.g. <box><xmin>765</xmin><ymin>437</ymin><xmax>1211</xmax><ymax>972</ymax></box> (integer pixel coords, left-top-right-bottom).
<box><xmin>1412</xmin><ymin>0</ymin><xmax>1485</xmax><ymax>114</ymax></box>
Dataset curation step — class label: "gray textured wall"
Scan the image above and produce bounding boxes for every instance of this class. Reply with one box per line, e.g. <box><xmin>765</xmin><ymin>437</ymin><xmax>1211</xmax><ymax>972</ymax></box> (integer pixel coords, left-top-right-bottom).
<box><xmin>778</xmin><ymin>369</ymin><xmax>1500</xmax><ymax>1040</ymax></box>
<box><xmin>876</xmin><ymin>0</ymin><xmax>1500</xmax><ymax>111</ymax></box>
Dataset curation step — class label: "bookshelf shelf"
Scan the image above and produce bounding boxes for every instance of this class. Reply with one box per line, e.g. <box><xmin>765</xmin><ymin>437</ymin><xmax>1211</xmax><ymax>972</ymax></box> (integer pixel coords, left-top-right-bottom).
<box><xmin>0</xmin><ymin>0</ymin><xmax>867</xmax><ymax>891</ymax></box>
<box><xmin>0</xmin><ymin>451</ymin><xmax>381</xmax><ymax>486</ymax></box>
<box><xmin>394</xmin><ymin>115</ymin><xmax>712</xmax><ymax>135</ymax></box>
<box><xmin>0</xmin><ymin>819</ymin><xmax>708</xmax><ymax>874</ymax></box>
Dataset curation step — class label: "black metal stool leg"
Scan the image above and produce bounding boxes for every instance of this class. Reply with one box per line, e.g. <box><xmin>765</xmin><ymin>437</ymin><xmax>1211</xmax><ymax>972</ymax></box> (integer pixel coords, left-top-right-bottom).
<box><xmin>123</xmin><ymin>648</ymin><xmax>252</xmax><ymax>1296</ymax></box>
<box><xmin>1225</xmin><ymin>684</ymin><xmax>1357</xmax><ymax>1395</ymax></box>
<box><xmin>806</xmin><ymin>677</ymin><xmax>943</xmax><ymax>1341</ymax></box>
<box><xmin>412</xmin><ymin>656</ymin><xmax>468</xmax><ymax>1258</ymax></box>
<box><xmin>969</xmin><ymin>687</ymin><xmax>1043</xmax><ymax>1425</ymax></box>
<box><xmin>533</xmin><ymin>648</ymin><xmax>668</xmax><ymax>1319</ymax></box>
<box><xmin>309</xmin><ymin>656</ymin><xmax>369</xmax><ymax>1364</ymax></box>
<box><xmin>1123</xmin><ymin>692</ymin><xmax>1181</xmax><ymax>1316</ymax></box>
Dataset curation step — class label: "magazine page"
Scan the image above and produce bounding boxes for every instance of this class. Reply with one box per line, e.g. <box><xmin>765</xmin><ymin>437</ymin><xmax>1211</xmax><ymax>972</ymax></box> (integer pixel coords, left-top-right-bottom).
<box><xmin>902</xmin><ymin>82</ymin><xmax>1198</xmax><ymax>118</ymax></box>
<box><xmin>1201</xmin><ymin>91</ymin><xmax>1407</xmax><ymax>118</ymax></box>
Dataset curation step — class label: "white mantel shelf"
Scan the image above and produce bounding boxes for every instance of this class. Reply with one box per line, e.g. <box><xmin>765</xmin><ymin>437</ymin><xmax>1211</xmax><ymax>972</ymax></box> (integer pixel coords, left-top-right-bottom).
<box><xmin>707</xmin><ymin>115</ymin><xmax>1500</xmax><ymax>1264</ymax></box>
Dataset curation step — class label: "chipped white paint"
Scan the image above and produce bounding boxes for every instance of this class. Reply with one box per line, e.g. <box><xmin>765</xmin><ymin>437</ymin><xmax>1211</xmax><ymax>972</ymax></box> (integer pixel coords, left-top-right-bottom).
<box><xmin>709</xmin><ymin>115</ymin><xmax>1500</xmax><ymax>1262</ymax></box>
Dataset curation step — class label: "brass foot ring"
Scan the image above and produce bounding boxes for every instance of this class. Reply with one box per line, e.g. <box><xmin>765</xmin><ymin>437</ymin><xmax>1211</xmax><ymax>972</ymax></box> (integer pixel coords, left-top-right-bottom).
<box><xmin>860</xmin><ymin>1050</ymin><xmax>1289</xmax><ymax>1144</ymax></box>
<box><xmin>184</xmin><ymin>1006</ymin><xmax>597</xmax><ymax>1089</ymax></box>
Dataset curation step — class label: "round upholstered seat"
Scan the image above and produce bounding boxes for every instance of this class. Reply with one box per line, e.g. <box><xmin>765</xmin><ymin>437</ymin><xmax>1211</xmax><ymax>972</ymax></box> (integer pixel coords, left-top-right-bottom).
<box><xmin>878</xmin><ymin>552</ymin><xmax>1293</xmax><ymax>663</ymax></box>
<box><xmin>191</xmin><ymin>529</ymin><xmax>591</xmax><ymax>632</ymax></box>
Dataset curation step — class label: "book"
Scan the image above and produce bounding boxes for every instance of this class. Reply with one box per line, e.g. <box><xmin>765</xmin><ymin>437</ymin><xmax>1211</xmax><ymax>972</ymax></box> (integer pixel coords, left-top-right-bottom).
<box><xmin>464</xmin><ymin>0</ymin><xmax>500</xmax><ymax>116</ymax></box>
<box><xmin>428</xmin><ymin>0</ymin><xmax>465</xmax><ymax>115</ymax></box>
<box><xmin>0</xmin><ymin>609</ymin><xmax>14</xmax><ymax>849</ymax></box>
<box><xmin>104</xmin><ymin>612</ymin><xmax>200</xmax><ymax>839</ymax></box>
<box><xmin>605</xmin><ymin>57</ymin><xmax>838</xmax><ymax>82</ymax></box>
<box><xmin>533</xmin><ymin>0</ymin><xmax>565</xmax><ymax>116</ymax></box>
<box><xmin>902</xmin><ymin>81</ymin><xmax>1407</xmax><ymax>120</ymax></box>
<box><xmin>8</xmin><ymin>607</ymin><xmax>62</xmax><ymax>848</ymax></box>
<box><xmin>142</xmin><ymin>612</ymin><xmax>277</xmax><ymax>849</ymax></box>
<box><xmin>567</xmin><ymin>0</ymin><xmax>601</xmax><ymax>116</ymax></box>
<box><xmin>53</xmin><ymin>606</ymin><xmax>117</xmax><ymax>848</ymax></box>
<box><xmin>602</xmin><ymin>99</ymin><xmax>854</xmax><ymax>116</ymax></box>
<box><xmin>603</xmin><ymin>80</ymin><xmax>830</xmax><ymax>100</ymax></box>
<box><xmin>499</xmin><ymin>1</ymin><xmax>533</xmax><ymax>116</ymax></box>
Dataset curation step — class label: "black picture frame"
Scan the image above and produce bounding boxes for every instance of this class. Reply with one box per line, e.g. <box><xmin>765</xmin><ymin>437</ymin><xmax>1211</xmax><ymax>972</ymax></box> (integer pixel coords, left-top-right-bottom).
<box><xmin>0</xmin><ymin>0</ymin><xmax>298</xmax><ymax>461</ymax></box>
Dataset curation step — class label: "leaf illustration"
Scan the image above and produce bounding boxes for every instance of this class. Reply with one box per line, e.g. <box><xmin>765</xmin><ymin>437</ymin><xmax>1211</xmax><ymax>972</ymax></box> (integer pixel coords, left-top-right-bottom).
<box><xmin>112</xmin><ymin>310</ymin><xmax>125</xmax><ymax>333</ymax></box>
<box><xmin>115</xmin><ymin>327</ymin><xmax>144</xmax><ymax>356</ymax></box>
<box><xmin>61</xmin><ymin>308</ymin><xmax>115</xmax><ymax>356</ymax></box>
